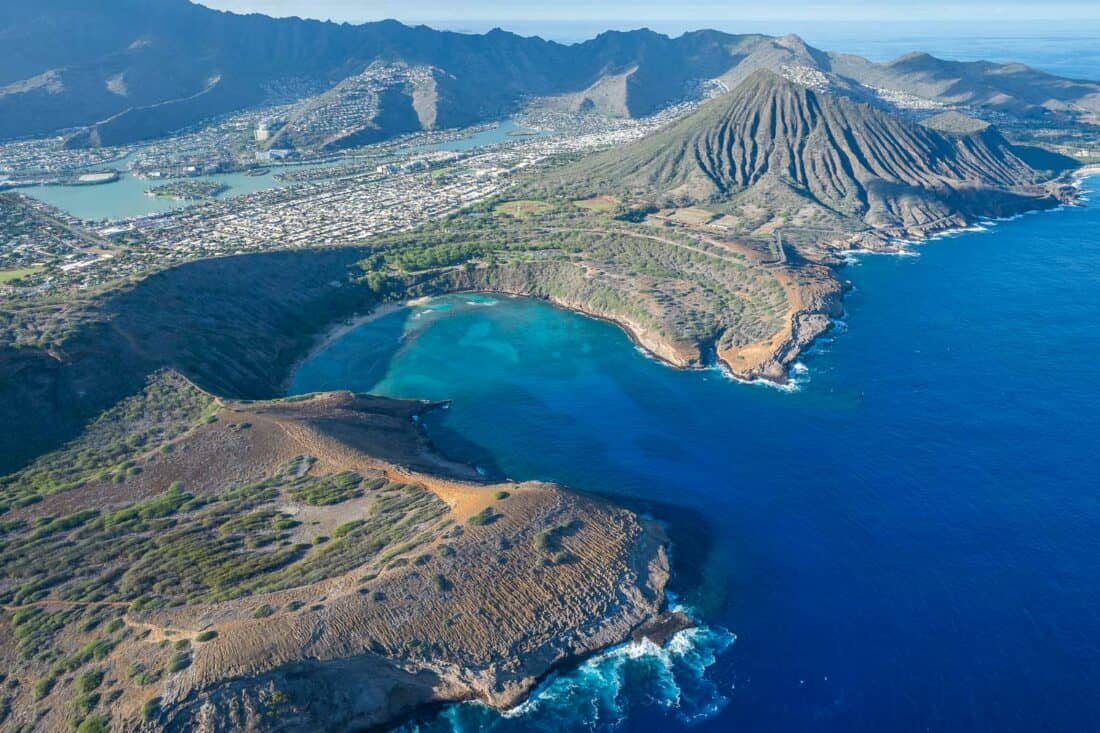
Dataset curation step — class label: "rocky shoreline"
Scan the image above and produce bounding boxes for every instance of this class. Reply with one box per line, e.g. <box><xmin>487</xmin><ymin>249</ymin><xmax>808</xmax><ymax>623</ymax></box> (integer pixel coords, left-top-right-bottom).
<box><xmin>293</xmin><ymin>272</ymin><xmax>842</xmax><ymax>388</ymax></box>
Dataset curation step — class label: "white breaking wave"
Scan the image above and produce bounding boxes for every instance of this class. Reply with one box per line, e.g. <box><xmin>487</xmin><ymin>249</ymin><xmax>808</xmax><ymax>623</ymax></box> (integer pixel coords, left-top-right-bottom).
<box><xmin>843</xmin><ymin>246</ymin><xmax>920</xmax><ymax>259</ymax></box>
<box><xmin>718</xmin><ymin>365</ymin><xmax>804</xmax><ymax>393</ymax></box>
<box><xmin>396</xmin><ymin>623</ymin><xmax>735</xmax><ymax>732</ymax></box>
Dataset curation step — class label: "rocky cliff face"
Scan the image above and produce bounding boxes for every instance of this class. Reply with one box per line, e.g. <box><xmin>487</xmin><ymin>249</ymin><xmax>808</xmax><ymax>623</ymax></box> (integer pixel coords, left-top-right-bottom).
<box><xmin>416</xmin><ymin>255</ymin><xmax>843</xmax><ymax>381</ymax></box>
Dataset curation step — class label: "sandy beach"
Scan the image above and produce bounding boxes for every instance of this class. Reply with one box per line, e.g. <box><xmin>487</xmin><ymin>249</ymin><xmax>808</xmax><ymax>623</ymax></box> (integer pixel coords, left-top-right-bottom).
<box><xmin>283</xmin><ymin>296</ymin><xmax>433</xmax><ymax>391</ymax></box>
<box><xmin>1072</xmin><ymin>163</ymin><xmax>1100</xmax><ymax>183</ymax></box>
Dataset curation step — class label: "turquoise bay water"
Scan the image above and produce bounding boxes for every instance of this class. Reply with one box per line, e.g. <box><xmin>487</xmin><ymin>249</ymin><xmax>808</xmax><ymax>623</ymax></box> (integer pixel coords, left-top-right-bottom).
<box><xmin>291</xmin><ymin>176</ymin><xmax>1100</xmax><ymax>732</ymax></box>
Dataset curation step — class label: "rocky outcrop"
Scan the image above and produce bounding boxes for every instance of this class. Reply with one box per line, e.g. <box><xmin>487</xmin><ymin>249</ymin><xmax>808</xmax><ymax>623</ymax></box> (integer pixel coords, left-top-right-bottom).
<box><xmin>715</xmin><ymin>262</ymin><xmax>846</xmax><ymax>382</ymax></box>
<box><xmin>150</xmin><ymin>483</ymin><xmax>671</xmax><ymax>731</ymax></box>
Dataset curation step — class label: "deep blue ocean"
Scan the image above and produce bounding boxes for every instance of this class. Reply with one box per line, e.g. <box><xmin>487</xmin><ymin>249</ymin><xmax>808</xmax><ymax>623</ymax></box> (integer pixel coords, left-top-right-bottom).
<box><xmin>290</xmin><ymin>175</ymin><xmax>1100</xmax><ymax>733</ymax></box>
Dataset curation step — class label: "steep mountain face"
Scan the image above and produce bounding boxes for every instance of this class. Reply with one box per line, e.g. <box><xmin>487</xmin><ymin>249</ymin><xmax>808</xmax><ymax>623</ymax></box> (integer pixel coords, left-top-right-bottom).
<box><xmin>563</xmin><ymin>71</ymin><xmax>1076</xmax><ymax>233</ymax></box>
<box><xmin>252</xmin><ymin>63</ymin><xmax>436</xmax><ymax>152</ymax></box>
<box><xmin>0</xmin><ymin>2</ymin><xmax>746</xmax><ymax>142</ymax></box>
<box><xmin>535</xmin><ymin>29</ymin><xmax>769</xmax><ymax>118</ymax></box>
<box><xmin>2</xmin><ymin>1</ymin><xmax>1098</xmax><ymax>146</ymax></box>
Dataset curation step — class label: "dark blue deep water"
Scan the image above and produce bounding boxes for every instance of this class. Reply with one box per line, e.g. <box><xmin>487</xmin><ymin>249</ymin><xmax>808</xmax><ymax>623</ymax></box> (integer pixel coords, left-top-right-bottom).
<box><xmin>290</xmin><ymin>177</ymin><xmax>1100</xmax><ymax>733</ymax></box>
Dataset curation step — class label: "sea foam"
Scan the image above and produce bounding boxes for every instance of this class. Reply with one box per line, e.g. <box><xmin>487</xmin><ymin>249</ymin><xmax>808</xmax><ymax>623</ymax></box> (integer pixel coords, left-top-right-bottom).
<box><xmin>396</xmin><ymin>623</ymin><xmax>735</xmax><ymax>732</ymax></box>
<box><xmin>719</xmin><ymin>367</ymin><xmax>804</xmax><ymax>393</ymax></box>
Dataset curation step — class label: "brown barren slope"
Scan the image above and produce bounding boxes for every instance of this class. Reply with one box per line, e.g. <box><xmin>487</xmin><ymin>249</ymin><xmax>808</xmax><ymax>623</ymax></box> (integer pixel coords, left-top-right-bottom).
<box><xmin>0</xmin><ymin>382</ymin><xmax>680</xmax><ymax>732</ymax></box>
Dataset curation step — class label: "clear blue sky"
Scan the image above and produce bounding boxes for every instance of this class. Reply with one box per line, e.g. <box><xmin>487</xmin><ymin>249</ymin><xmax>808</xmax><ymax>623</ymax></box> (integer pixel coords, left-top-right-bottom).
<box><xmin>197</xmin><ymin>1</ymin><xmax>1100</xmax><ymax>25</ymax></box>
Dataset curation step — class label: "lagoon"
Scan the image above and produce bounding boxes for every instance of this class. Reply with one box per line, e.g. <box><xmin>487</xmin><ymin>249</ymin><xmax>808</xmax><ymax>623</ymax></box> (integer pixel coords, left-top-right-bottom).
<box><xmin>16</xmin><ymin>166</ymin><xmax>302</xmax><ymax>221</ymax></box>
<box><xmin>16</xmin><ymin>119</ymin><xmax>545</xmax><ymax>222</ymax></box>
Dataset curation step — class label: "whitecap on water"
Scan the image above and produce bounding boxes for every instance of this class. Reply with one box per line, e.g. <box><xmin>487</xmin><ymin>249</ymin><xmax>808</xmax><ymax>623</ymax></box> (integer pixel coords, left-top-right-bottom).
<box><xmin>928</xmin><ymin>224</ymin><xmax>989</xmax><ymax>240</ymax></box>
<box><xmin>415</xmin><ymin>302</ymin><xmax>457</xmax><ymax>319</ymax></box>
<box><xmin>719</xmin><ymin>367</ymin><xmax>804</xmax><ymax>393</ymax></box>
<box><xmin>396</xmin><ymin>624</ymin><xmax>735</xmax><ymax>732</ymax></box>
<box><xmin>843</xmin><ymin>245</ymin><xmax>920</xmax><ymax>260</ymax></box>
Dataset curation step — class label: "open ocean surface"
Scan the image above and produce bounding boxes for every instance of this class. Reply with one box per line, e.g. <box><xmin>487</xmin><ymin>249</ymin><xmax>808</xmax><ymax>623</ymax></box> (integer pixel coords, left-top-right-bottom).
<box><xmin>290</xmin><ymin>174</ymin><xmax>1100</xmax><ymax>732</ymax></box>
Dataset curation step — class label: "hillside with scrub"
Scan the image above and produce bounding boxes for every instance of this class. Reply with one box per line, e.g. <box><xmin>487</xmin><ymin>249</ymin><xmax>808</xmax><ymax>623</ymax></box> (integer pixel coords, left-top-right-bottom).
<box><xmin>0</xmin><ymin>379</ymin><xmax>676</xmax><ymax>732</ymax></box>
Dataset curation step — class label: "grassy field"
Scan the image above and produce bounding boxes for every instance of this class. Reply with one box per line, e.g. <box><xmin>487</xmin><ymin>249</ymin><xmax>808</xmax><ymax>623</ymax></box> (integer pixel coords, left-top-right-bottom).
<box><xmin>663</xmin><ymin>206</ymin><xmax>718</xmax><ymax>225</ymax></box>
<box><xmin>0</xmin><ymin>266</ymin><xmax>46</xmax><ymax>284</ymax></box>
<box><xmin>573</xmin><ymin>195</ymin><xmax>619</xmax><ymax>213</ymax></box>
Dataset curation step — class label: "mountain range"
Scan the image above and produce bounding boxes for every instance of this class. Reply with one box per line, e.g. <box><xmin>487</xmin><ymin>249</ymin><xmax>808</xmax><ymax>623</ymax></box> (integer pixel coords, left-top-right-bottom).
<box><xmin>2</xmin><ymin>0</ymin><xmax>1100</xmax><ymax>146</ymax></box>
